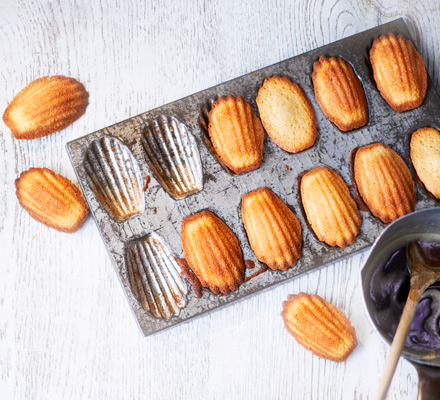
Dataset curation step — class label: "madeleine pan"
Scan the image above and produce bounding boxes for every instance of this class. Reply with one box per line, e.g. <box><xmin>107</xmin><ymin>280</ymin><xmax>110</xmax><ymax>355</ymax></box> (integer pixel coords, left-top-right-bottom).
<box><xmin>67</xmin><ymin>18</ymin><xmax>439</xmax><ymax>336</ymax></box>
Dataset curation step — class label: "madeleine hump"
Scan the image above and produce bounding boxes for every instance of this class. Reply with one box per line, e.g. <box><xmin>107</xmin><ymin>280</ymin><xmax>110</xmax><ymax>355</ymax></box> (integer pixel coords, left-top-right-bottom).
<box><xmin>281</xmin><ymin>293</ymin><xmax>357</xmax><ymax>362</ymax></box>
<box><xmin>241</xmin><ymin>187</ymin><xmax>302</xmax><ymax>271</ymax></box>
<box><xmin>353</xmin><ymin>143</ymin><xmax>416</xmax><ymax>223</ymax></box>
<box><xmin>180</xmin><ymin>210</ymin><xmax>245</xmax><ymax>296</ymax></box>
<box><xmin>300</xmin><ymin>166</ymin><xmax>361</xmax><ymax>248</ymax></box>
<box><xmin>312</xmin><ymin>56</ymin><xmax>368</xmax><ymax>131</ymax></box>
<box><xmin>410</xmin><ymin>127</ymin><xmax>440</xmax><ymax>199</ymax></box>
<box><xmin>208</xmin><ymin>95</ymin><xmax>264</xmax><ymax>174</ymax></box>
<box><xmin>256</xmin><ymin>75</ymin><xmax>316</xmax><ymax>153</ymax></box>
<box><xmin>3</xmin><ymin>75</ymin><xmax>88</xmax><ymax>140</ymax></box>
<box><xmin>15</xmin><ymin>168</ymin><xmax>88</xmax><ymax>233</ymax></box>
<box><xmin>370</xmin><ymin>32</ymin><xmax>427</xmax><ymax>112</ymax></box>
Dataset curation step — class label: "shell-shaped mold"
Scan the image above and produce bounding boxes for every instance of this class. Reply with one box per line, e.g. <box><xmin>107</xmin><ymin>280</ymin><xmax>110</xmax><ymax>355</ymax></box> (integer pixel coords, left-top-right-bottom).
<box><xmin>353</xmin><ymin>143</ymin><xmax>416</xmax><ymax>223</ymax></box>
<box><xmin>312</xmin><ymin>56</ymin><xmax>368</xmax><ymax>131</ymax></box>
<box><xmin>142</xmin><ymin>115</ymin><xmax>203</xmax><ymax>199</ymax></box>
<box><xmin>181</xmin><ymin>210</ymin><xmax>245</xmax><ymax>295</ymax></box>
<box><xmin>126</xmin><ymin>232</ymin><xmax>187</xmax><ymax>320</ymax></box>
<box><xmin>241</xmin><ymin>187</ymin><xmax>302</xmax><ymax>271</ymax></box>
<box><xmin>370</xmin><ymin>32</ymin><xmax>427</xmax><ymax>112</ymax></box>
<box><xmin>281</xmin><ymin>293</ymin><xmax>357</xmax><ymax>362</ymax></box>
<box><xmin>83</xmin><ymin>135</ymin><xmax>145</xmax><ymax>222</ymax></box>
<box><xmin>300</xmin><ymin>166</ymin><xmax>361</xmax><ymax>248</ymax></box>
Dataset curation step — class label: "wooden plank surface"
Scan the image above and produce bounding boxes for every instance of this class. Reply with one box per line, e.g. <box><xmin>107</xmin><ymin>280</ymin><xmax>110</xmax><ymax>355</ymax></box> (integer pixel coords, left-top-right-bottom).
<box><xmin>1</xmin><ymin>1</ymin><xmax>439</xmax><ymax>399</ymax></box>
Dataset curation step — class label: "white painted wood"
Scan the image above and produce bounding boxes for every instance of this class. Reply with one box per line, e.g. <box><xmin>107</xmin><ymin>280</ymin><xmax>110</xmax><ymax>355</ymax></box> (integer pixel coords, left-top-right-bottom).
<box><xmin>1</xmin><ymin>1</ymin><xmax>439</xmax><ymax>399</ymax></box>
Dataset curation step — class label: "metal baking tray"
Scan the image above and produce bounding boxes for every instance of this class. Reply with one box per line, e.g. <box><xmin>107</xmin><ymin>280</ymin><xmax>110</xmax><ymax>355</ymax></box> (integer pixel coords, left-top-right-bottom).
<box><xmin>66</xmin><ymin>18</ymin><xmax>439</xmax><ymax>336</ymax></box>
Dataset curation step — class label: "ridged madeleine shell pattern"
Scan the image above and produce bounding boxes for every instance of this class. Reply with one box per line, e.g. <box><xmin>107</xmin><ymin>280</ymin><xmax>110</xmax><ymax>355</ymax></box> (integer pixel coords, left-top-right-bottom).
<box><xmin>3</xmin><ymin>75</ymin><xmax>88</xmax><ymax>140</ymax></box>
<box><xmin>370</xmin><ymin>32</ymin><xmax>427</xmax><ymax>112</ymax></box>
<box><xmin>208</xmin><ymin>95</ymin><xmax>265</xmax><ymax>174</ymax></box>
<box><xmin>142</xmin><ymin>115</ymin><xmax>203</xmax><ymax>199</ymax></box>
<box><xmin>312</xmin><ymin>56</ymin><xmax>368</xmax><ymax>131</ymax></box>
<box><xmin>83</xmin><ymin>136</ymin><xmax>145</xmax><ymax>222</ymax></box>
<box><xmin>126</xmin><ymin>233</ymin><xmax>187</xmax><ymax>320</ymax></box>
<box><xmin>353</xmin><ymin>143</ymin><xmax>416</xmax><ymax>223</ymax></box>
<box><xmin>200</xmin><ymin>97</ymin><xmax>237</xmax><ymax>176</ymax></box>
<box><xmin>241</xmin><ymin>187</ymin><xmax>302</xmax><ymax>271</ymax></box>
<box><xmin>300</xmin><ymin>166</ymin><xmax>361</xmax><ymax>248</ymax></box>
<box><xmin>15</xmin><ymin>168</ymin><xmax>89</xmax><ymax>233</ymax></box>
<box><xmin>281</xmin><ymin>293</ymin><xmax>357</xmax><ymax>362</ymax></box>
<box><xmin>181</xmin><ymin>210</ymin><xmax>245</xmax><ymax>295</ymax></box>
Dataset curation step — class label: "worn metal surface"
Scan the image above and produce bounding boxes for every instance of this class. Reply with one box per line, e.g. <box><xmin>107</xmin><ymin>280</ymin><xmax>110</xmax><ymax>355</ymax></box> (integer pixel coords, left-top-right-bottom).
<box><xmin>66</xmin><ymin>19</ymin><xmax>439</xmax><ymax>336</ymax></box>
<box><xmin>142</xmin><ymin>115</ymin><xmax>203</xmax><ymax>199</ymax></box>
<box><xmin>126</xmin><ymin>232</ymin><xmax>188</xmax><ymax>320</ymax></box>
<box><xmin>84</xmin><ymin>136</ymin><xmax>145</xmax><ymax>222</ymax></box>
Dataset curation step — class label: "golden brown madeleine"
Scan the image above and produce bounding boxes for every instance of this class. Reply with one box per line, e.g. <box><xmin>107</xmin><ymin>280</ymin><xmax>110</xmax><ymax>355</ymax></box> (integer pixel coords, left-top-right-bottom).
<box><xmin>353</xmin><ymin>143</ymin><xmax>416</xmax><ymax>223</ymax></box>
<box><xmin>300</xmin><ymin>167</ymin><xmax>361</xmax><ymax>247</ymax></box>
<box><xmin>312</xmin><ymin>56</ymin><xmax>368</xmax><ymax>131</ymax></box>
<box><xmin>241</xmin><ymin>187</ymin><xmax>302</xmax><ymax>271</ymax></box>
<box><xmin>208</xmin><ymin>95</ymin><xmax>264</xmax><ymax>174</ymax></box>
<box><xmin>281</xmin><ymin>293</ymin><xmax>357</xmax><ymax>362</ymax></box>
<box><xmin>256</xmin><ymin>75</ymin><xmax>316</xmax><ymax>153</ymax></box>
<box><xmin>410</xmin><ymin>127</ymin><xmax>440</xmax><ymax>199</ymax></box>
<box><xmin>181</xmin><ymin>210</ymin><xmax>245</xmax><ymax>295</ymax></box>
<box><xmin>15</xmin><ymin>168</ymin><xmax>89</xmax><ymax>233</ymax></box>
<box><xmin>3</xmin><ymin>75</ymin><xmax>89</xmax><ymax>140</ymax></box>
<box><xmin>370</xmin><ymin>32</ymin><xmax>427</xmax><ymax>112</ymax></box>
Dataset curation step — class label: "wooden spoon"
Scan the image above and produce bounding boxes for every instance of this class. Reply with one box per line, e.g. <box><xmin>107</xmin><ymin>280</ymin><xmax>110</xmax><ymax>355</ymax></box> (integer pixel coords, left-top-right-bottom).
<box><xmin>375</xmin><ymin>241</ymin><xmax>440</xmax><ymax>400</ymax></box>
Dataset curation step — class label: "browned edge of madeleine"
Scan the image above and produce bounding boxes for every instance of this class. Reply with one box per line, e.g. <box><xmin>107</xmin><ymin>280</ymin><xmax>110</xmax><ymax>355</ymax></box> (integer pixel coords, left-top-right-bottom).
<box><xmin>15</xmin><ymin>167</ymin><xmax>89</xmax><ymax>233</ymax></box>
<box><xmin>207</xmin><ymin>94</ymin><xmax>264</xmax><ymax>175</ymax></box>
<box><xmin>369</xmin><ymin>32</ymin><xmax>427</xmax><ymax>113</ymax></box>
<box><xmin>3</xmin><ymin>76</ymin><xmax>89</xmax><ymax>140</ymax></box>
<box><xmin>312</xmin><ymin>55</ymin><xmax>369</xmax><ymax>132</ymax></box>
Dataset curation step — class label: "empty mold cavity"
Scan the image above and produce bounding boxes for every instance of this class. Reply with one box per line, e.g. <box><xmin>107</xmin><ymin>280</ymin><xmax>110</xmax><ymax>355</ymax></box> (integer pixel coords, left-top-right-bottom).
<box><xmin>83</xmin><ymin>135</ymin><xmax>145</xmax><ymax>222</ymax></box>
<box><xmin>126</xmin><ymin>232</ymin><xmax>188</xmax><ymax>320</ymax></box>
<box><xmin>142</xmin><ymin>115</ymin><xmax>203</xmax><ymax>199</ymax></box>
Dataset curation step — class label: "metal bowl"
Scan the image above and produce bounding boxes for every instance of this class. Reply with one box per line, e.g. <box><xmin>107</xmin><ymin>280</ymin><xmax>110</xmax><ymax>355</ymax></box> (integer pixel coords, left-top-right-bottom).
<box><xmin>360</xmin><ymin>207</ymin><xmax>440</xmax><ymax>398</ymax></box>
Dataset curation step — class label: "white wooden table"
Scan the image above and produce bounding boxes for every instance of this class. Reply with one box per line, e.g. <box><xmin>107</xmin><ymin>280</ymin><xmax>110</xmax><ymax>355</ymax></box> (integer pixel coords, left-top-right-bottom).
<box><xmin>2</xmin><ymin>1</ymin><xmax>439</xmax><ymax>399</ymax></box>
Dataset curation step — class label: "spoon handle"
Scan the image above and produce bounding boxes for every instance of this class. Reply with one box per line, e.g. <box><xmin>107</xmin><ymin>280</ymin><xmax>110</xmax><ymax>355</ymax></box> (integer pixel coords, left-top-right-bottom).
<box><xmin>375</xmin><ymin>276</ymin><xmax>430</xmax><ymax>400</ymax></box>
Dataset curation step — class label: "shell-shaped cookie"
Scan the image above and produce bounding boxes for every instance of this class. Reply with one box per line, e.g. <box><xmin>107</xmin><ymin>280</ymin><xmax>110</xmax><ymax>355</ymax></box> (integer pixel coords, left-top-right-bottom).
<box><xmin>353</xmin><ymin>143</ymin><xmax>416</xmax><ymax>223</ymax></box>
<box><xmin>256</xmin><ymin>75</ymin><xmax>316</xmax><ymax>153</ymax></box>
<box><xmin>312</xmin><ymin>56</ymin><xmax>368</xmax><ymax>131</ymax></box>
<box><xmin>410</xmin><ymin>127</ymin><xmax>440</xmax><ymax>199</ymax></box>
<box><xmin>241</xmin><ymin>187</ymin><xmax>302</xmax><ymax>271</ymax></box>
<box><xmin>300</xmin><ymin>166</ymin><xmax>361</xmax><ymax>247</ymax></box>
<box><xmin>15</xmin><ymin>168</ymin><xmax>89</xmax><ymax>233</ymax></box>
<box><xmin>126</xmin><ymin>233</ymin><xmax>187</xmax><ymax>320</ymax></box>
<box><xmin>142</xmin><ymin>115</ymin><xmax>203</xmax><ymax>199</ymax></box>
<box><xmin>370</xmin><ymin>32</ymin><xmax>427</xmax><ymax>112</ymax></box>
<box><xmin>3</xmin><ymin>75</ymin><xmax>88</xmax><ymax>140</ymax></box>
<box><xmin>281</xmin><ymin>293</ymin><xmax>357</xmax><ymax>362</ymax></box>
<box><xmin>208</xmin><ymin>95</ymin><xmax>265</xmax><ymax>174</ymax></box>
<box><xmin>181</xmin><ymin>210</ymin><xmax>245</xmax><ymax>295</ymax></box>
<box><xmin>83</xmin><ymin>136</ymin><xmax>145</xmax><ymax>222</ymax></box>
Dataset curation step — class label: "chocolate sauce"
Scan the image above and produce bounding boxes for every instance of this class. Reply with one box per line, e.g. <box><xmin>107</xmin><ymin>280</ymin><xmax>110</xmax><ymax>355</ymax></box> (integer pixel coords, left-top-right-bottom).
<box><xmin>245</xmin><ymin>265</ymin><xmax>269</xmax><ymax>282</ymax></box>
<box><xmin>245</xmin><ymin>259</ymin><xmax>255</xmax><ymax>269</ymax></box>
<box><xmin>142</xmin><ymin>175</ymin><xmax>151</xmax><ymax>192</ymax></box>
<box><xmin>176</xmin><ymin>258</ymin><xmax>203</xmax><ymax>298</ymax></box>
<box><xmin>368</xmin><ymin>242</ymin><xmax>440</xmax><ymax>352</ymax></box>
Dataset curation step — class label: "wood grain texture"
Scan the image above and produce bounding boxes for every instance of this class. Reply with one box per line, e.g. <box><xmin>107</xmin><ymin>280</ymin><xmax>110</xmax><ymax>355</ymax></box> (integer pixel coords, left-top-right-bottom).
<box><xmin>1</xmin><ymin>0</ymin><xmax>439</xmax><ymax>399</ymax></box>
